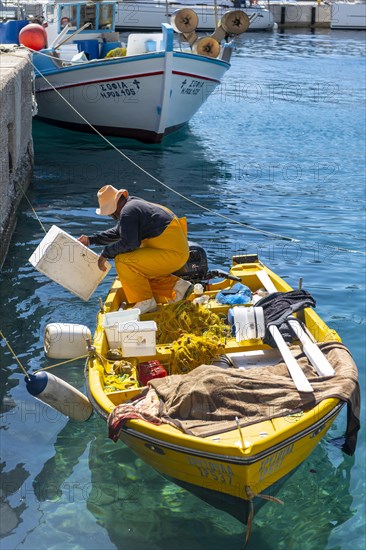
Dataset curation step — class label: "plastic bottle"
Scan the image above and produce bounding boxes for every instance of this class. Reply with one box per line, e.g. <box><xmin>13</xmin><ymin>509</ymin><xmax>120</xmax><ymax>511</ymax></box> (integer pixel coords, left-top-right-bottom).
<box><xmin>193</xmin><ymin>283</ymin><xmax>204</xmax><ymax>296</ymax></box>
<box><xmin>193</xmin><ymin>295</ymin><xmax>209</xmax><ymax>305</ymax></box>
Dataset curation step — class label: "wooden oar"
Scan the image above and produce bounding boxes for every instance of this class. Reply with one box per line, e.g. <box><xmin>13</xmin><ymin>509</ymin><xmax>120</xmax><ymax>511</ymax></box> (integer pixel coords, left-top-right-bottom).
<box><xmin>256</xmin><ymin>270</ymin><xmax>335</xmax><ymax>378</ymax></box>
<box><xmin>267</xmin><ymin>324</ymin><xmax>314</xmax><ymax>393</ymax></box>
<box><xmin>54</xmin><ymin>23</ymin><xmax>92</xmax><ymax>51</ymax></box>
<box><xmin>287</xmin><ymin>317</ymin><xmax>335</xmax><ymax>376</ymax></box>
<box><xmin>255</xmin><ymin>270</ymin><xmax>313</xmax><ymax>392</ymax></box>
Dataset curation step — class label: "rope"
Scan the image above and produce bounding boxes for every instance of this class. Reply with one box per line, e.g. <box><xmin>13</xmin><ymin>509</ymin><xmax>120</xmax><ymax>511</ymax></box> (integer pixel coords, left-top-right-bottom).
<box><xmin>6</xmin><ymin>48</ymin><xmax>365</xmax><ymax>255</ymax></box>
<box><xmin>33</xmin><ymin>354</ymin><xmax>88</xmax><ymax>373</ymax></box>
<box><xmin>0</xmin><ymin>330</ymin><xmax>30</xmax><ymax>379</ymax></box>
<box><xmin>243</xmin><ymin>485</ymin><xmax>284</xmax><ymax>549</ymax></box>
<box><xmin>19</xmin><ymin>187</ymin><xmax>47</xmax><ymax>233</ymax></box>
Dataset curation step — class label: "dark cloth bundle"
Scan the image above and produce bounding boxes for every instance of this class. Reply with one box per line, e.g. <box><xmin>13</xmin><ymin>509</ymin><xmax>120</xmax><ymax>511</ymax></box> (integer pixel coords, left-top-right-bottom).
<box><xmin>254</xmin><ymin>289</ymin><xmax>316</xmax><ymax>346</ymax></box>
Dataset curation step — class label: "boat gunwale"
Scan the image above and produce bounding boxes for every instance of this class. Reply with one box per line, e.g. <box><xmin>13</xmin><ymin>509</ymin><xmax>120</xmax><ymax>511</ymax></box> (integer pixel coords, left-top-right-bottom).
<box><xmin>116</xmin><ymin>400</ymin><xmax>344</xmax><ymax>465</ymax></box>
<box><xmin>34</xmin><ymin>48</ymin><xmax>231</xmax><ymax>80</ymax></box>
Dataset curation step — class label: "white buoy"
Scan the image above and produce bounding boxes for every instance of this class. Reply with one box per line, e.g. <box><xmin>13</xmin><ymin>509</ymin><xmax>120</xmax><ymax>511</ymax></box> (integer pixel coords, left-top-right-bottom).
<box><xmin>44</xmin><ymin>323</ymin><xmax>91</xmax><ymax>359</ymax></box>
<box><xmin>25</xmin><ymin>371</ymin><xmax>93</xmax><ymax>422</ymax></box>
<box><xmin>233</xmin><ymin>306</ymin><xmax>265</xmax><ymax>341</ymax></box>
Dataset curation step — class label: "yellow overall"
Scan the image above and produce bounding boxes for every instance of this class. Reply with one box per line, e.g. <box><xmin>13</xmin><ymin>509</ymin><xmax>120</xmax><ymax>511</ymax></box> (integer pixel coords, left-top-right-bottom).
<box><xmin>114</xmin><ymin>216</ymin><xmax>189</xmax><ymax>304</ymax></box>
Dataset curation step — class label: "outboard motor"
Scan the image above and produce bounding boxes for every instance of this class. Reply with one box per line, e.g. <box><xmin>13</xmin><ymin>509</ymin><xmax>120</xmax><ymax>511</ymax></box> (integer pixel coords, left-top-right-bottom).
<box><xmin>174</xmin><ymin>242</ymin><xmax>209</xmax><ymax>281</ymax></box>
<box><xmin>175</xmin><ymin>242</ymin><xmax>241</xmax><ymax>284</ymax></box>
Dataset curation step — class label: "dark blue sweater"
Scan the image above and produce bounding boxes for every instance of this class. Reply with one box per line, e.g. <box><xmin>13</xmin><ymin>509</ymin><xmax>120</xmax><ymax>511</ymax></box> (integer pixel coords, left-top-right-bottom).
<box><xmin>88</xmin><ymin>196</ymin><xmax>174</xmax><ymax>259</ymax></box>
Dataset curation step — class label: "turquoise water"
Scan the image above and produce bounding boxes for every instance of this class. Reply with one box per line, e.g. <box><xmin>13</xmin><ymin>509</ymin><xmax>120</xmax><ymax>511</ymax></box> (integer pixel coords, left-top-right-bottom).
<box><xmin>0</xmin><ymin>29</ymin><xmax>365</xmax><ymax>549</ymax></box>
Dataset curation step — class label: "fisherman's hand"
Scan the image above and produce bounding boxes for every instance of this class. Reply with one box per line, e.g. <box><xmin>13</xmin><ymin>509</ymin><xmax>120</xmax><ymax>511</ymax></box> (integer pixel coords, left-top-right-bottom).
<box><xmin>98</xmin><ymin>255</ymin><xmax>108</xmax><ymax>272</ymax></box>
<box><xmin>78</xmin><ymin>235</ymin><xmax>90</xmax><ymax>246</ymax></box>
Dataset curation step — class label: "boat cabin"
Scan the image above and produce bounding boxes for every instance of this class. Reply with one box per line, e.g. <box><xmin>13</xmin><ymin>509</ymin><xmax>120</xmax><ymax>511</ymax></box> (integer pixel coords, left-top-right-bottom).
<box><xmin>41</xmin><ymin>1</ymin><xmax>118</xmax><ymax>45</ymax></box>
<box><xmin>56</xmin><ymin>1</ymin><xmax>116</xmax><ymax>33</ymax></box>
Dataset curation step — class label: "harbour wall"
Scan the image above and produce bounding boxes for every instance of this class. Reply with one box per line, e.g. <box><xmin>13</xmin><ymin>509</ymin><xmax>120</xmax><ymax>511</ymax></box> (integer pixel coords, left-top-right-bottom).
<box><xmin>268</xmin><ymin>2</ymin><xmax>331</xmax><ymax>29</ymax></box>
<box><xmin>0</xmin><ymin>48</ymin><xmax>34</xmax><ymax>269</ymax></box>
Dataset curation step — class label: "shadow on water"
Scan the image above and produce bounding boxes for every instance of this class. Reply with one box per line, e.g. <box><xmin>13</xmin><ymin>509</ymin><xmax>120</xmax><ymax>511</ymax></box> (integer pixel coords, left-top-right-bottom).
<box><xmin>30</xmin><ymin>119</ymin><xmax>243</xmax><ymax>266</ymax></box>
<box><xmin>31</xmin><ymin>119</ymin><xmax>232</xmax><ymax>213</ymax></box>
<box><xmin>0</xmin><ymin>463</ymin><xmax>28</xmax><ymax>538</ymax></box>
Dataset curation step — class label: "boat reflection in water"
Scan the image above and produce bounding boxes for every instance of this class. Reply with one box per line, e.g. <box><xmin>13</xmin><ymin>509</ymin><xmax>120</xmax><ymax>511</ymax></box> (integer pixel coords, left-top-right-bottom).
<box><xmin>30</xmin><ymin>415</ymin><xmax>356</xmax><ymax>547</ymax></box>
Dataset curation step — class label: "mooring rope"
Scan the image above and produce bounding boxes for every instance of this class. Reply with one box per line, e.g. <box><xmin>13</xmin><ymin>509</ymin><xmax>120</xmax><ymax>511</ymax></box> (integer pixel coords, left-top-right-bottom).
<box><xmin>0</xmin><ymin>329</ymin><xmax>30</xmax><ymax>379</ymax></box>
<box><xmin>0</xmin><ymin>328</ymin><xmax>87</xmax><ymax>375</ymax></box>
<box><xmin>20</xmin><ymin>186</ymin><xmax>47</xmax><ymax>233</ymax></box>
<box><xmin>6</xmin><ymin>47</ymin><xmax>366</xmax><ymax>255</ymax></box>
<box><xmin>33</xmin><ymin>354</ymin><xmax>88</xmax><ymax>373</ymax></box>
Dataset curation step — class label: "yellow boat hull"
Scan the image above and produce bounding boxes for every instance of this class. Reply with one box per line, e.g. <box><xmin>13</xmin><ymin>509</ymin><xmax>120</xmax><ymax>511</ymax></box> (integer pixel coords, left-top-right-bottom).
<box><xmin>86</xmin><ymin>256</ymin><xmax>346</xmax><ymax>521</ymax></box>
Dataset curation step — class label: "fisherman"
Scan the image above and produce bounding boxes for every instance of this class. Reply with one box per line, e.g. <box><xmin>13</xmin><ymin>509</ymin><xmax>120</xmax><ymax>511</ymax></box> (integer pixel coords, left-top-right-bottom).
<box><xmin>78</xmin><ymin>185</ymin><xmax>192</xmax><ymax>313</ymax></box>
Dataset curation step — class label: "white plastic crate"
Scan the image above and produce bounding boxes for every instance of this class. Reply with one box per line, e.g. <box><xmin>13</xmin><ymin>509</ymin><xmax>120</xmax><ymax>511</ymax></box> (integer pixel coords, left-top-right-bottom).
<box><xmin>118</xmin><ymin>320</ymin><xmax>157</xmax><ymax>357</ymax></box>
<box><xmin>119</xmin><ymin>320</ymin><xmax>157</xmax><ymax>357</ymax></box>
<box><xmin>29</xmin><ymin>225</ymin><xmax>111</xmax><ymax>301</ymax></box>
<box><xmin>103</xmin><ymin>309</ymin><xmax>140</xmax><ymax>349</ymax></box>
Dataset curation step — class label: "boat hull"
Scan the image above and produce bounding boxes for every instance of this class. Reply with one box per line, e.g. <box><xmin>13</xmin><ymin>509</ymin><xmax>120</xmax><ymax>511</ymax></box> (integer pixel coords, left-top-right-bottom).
<box><xmin>114</xmin><ymin>400</ymin><xmax>342</xmax><ymax>520</ymax></box>
<box><xmin>34</xmin><ymin>51</ymin><xmax>229</xmax><ymax>143</ymax></box>
<box><xmin>331</xmin><ymin>1</ymin><xmax>366</xmax><ymax>29</ymax></box>
<box><xmin>86</xmin><ymin>257</ymin><xmax>355</xmax><ymax>522</ymax></box>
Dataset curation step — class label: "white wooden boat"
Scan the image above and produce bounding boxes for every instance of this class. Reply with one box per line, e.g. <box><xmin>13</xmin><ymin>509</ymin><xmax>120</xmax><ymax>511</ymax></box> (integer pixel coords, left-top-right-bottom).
<box><xmin>31</xmin><ymin>1</ymin><xmax>251</xmax><ymax>143</ymax></box>
<box><xmin>115</xmin><ymin>0</ymin><xmax>275</xmax><ymax>31</ymax></box>
<box><xmin>330</xmin><ymin>1</ymin><xmax>366</xmax><ymax>30</ymax></box>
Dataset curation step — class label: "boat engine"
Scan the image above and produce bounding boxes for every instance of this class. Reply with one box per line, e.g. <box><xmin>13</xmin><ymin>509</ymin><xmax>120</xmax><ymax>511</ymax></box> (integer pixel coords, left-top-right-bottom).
<box><xmin>174</xmin><ymin>242</ymin><xmax>241</xmax><ymax>283</ymax></box>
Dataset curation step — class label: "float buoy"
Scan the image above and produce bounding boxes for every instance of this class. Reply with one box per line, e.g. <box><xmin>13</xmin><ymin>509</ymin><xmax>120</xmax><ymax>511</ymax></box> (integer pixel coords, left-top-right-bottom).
<box><xmin>171</xmin><ymin>9</ymin><xmax>199</xmax><ymax>34</ymax></box>
<box><xmin>194</xmin><ymin>37</ymin><xmax>221</xmax><ymax>58</ymax></box>
<box><xmin>26</xmin><ymin>371</ymin><xmax>93</xmax><ymax>422</ymax></box>
<box><xmin>44</xmin><ymin>323</ymin><xmax>91</xmax><ymax>359</ymax></box>
<box><xmin>19</xmin><ymin>23</ymin><xmax>48</xmax><ymax>51</ymax></box>
<box><xmin>220</xmin><ymin>11</ymin><xmax>250</xmax><ymax>35</ymax></box>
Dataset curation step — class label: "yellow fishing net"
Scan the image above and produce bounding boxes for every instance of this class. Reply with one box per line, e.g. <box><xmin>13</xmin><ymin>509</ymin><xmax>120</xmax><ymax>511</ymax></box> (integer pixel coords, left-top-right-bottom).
<box><xmin>154</xmin><ymin>302</ymin><xmax>230</xmax><ymax>375</ymax></box>
<box><xmin>169</xmin><ymin>333</ymin><xmax>225</xmax><ymax>375</ymax></box>
<box><xmin>105</xmin><ymin>47</ymin><xmax>127</xmax><ymax>58</ymax></box>
<box><xmin>155</xmin><ymin>302</ymin><xmax>229</xmax><ymax>344</ymax></box>
<box><xmin>103</xmin><ymin>359</ymin><xmax>139</xmax><ymax>392</ymax></box>
<box><xmin>100</xmin><ymin>302</ymin><xmax>231</xmax><ymax>382</ymax></box>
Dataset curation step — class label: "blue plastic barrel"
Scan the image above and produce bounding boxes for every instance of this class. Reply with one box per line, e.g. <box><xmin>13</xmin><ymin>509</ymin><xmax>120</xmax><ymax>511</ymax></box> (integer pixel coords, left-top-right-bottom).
<box><xmin>0</xmin><ymin>20</ymin><xmax>29</xmax><ymax>44</ymax></box>
<box><xmin>73</xmin><ymin>39</ymin><xmax>100</xmax><ymax>60</ymax></box>
<box><xmin>100</xmin><ymin>40</ymin><xmax>121</xmax><ymax>58</ymax></box>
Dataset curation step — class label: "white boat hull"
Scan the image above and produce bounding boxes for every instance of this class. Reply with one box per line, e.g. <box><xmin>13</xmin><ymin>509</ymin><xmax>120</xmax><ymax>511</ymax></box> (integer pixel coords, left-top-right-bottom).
<box><xmin>35</xmin><ymin>50</ymin><xmax>229</xmax><ymax>142</ymax></box>
<box><xmin>116</xmin><ymin>1</ymin><xmax>275</xmax><ymax>31</ymax></box>
<box><xmin>331</xmin><ymin>1</ymin><xmax>366</xmax><ymax>29</ymax></box>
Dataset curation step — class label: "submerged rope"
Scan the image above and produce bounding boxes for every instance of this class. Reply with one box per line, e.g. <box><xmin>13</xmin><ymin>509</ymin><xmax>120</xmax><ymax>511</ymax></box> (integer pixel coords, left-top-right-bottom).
<box><xmin>7</xmin><ymin>49</ymin><xmax>365</xmax><ymax>255</ymax></box>
<box><xmin>243</xmin><ymin>486</ymin><xmax>284</xmax><ymax>549</ymax></box>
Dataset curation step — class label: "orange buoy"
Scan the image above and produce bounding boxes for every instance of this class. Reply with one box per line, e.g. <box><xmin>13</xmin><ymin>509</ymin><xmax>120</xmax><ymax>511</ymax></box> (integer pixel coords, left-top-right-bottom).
<box><xmin>19</xmin><ymin>23</ymin><xmax>47</xmax><ymax>51</ymax></box>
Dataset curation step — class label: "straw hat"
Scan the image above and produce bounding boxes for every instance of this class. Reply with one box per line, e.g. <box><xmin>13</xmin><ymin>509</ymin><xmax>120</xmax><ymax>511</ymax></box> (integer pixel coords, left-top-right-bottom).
<box><xmin>96</xmin><ymin>185</ymin><xmax>128</xmax><ymax>216</ymax></box>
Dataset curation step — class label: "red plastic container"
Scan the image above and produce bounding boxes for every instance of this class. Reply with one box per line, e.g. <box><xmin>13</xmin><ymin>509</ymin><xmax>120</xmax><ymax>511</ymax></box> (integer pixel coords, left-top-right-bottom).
<box><xmin>137</xmin><ymin>360</ymin><xmax>167</xmax><ymax>386</ymax></box>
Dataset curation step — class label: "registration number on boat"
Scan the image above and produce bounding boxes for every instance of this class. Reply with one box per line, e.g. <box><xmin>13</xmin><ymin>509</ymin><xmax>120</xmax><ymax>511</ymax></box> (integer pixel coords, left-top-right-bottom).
<box><xmin>259</xmin><ymin>443</ymin><xmax>294</xmax><ymax>481</ymax></box>
<box><xmin>180</xmin><ymin>79</ymin><xmax>204</xmax><ymax>95</ymax></box>
<box><xmin>99</xmin><ymin>80</ymin><xmax>141</xmax><ymax>99</ymax></box>
<box><xmin>187</xmin><ymin>457</ymin><xmax>233</xmax><ymax>484</ymax></box>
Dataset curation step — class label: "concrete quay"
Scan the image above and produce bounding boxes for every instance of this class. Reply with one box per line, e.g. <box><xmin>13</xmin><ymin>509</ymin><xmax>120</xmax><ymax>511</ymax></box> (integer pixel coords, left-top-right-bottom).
<box><xmin>266</xmin><ymin>1</ymin><xmax>331</xmax><ymax>29</ymax></box>
<box><xmin>0</xmin><ymin>47</ymin><xmax>34</xmax><ymax>269</ymax></box>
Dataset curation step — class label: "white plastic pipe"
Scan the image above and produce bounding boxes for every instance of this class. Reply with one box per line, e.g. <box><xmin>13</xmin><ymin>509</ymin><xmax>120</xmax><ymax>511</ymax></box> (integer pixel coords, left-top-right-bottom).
<box><xmin>268</xmin><ymin>325</ymin><xmax>314</xmax><ymax>393</ymax></box>
<box><xmin>50</xmin><ymin>23</ymin><xmax>70</xmax><ymax>49</ymax></box>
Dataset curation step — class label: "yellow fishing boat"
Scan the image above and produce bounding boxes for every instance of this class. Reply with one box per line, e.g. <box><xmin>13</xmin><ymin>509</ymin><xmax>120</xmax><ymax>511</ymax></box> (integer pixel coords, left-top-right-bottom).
<box><xmin>85</xmin><ymin>252</ymin><xmax>360</xmax><ymax>523</ymax></box>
